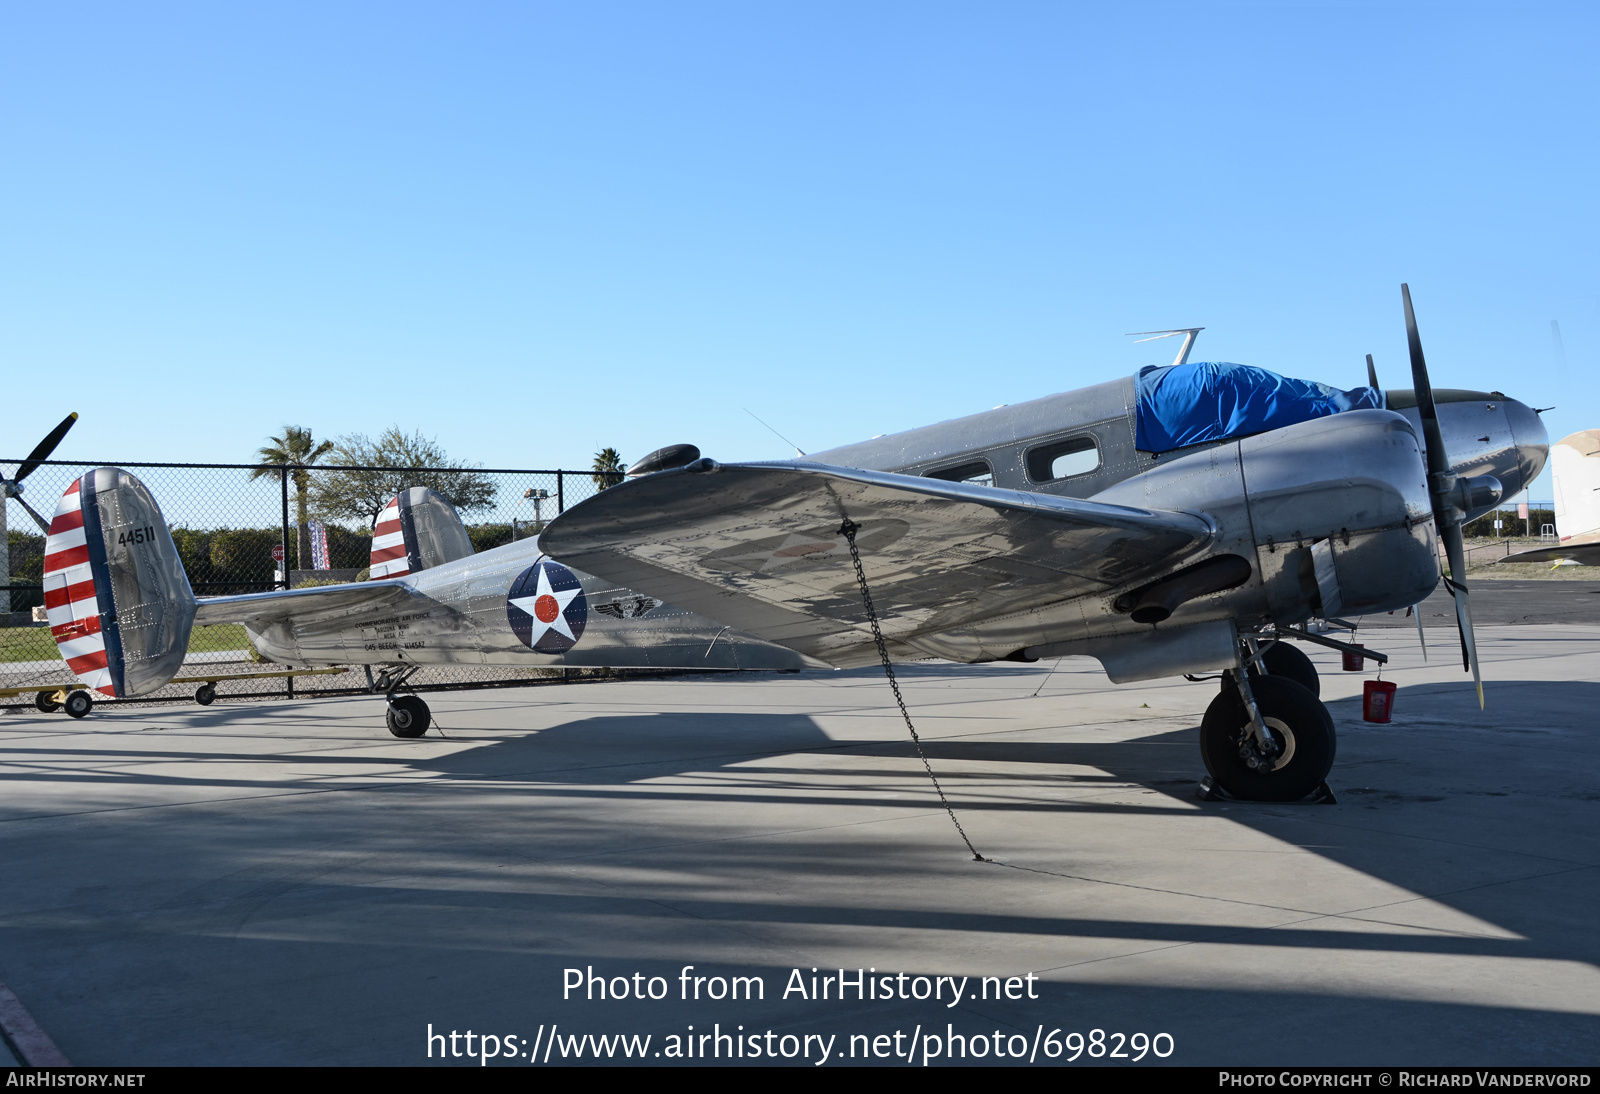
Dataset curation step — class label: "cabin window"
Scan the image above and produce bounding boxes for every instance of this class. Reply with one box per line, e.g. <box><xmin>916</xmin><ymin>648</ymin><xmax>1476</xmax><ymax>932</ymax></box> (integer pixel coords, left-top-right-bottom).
<box><xmin>1026</xmin><ymin>436</ymin><xmax>1099</xmax><ymax>482</ymax></box>
<box><xmin>925</xmin><ymin>460</ymin><xmax>994</xmax><ymax>487</ymax></box>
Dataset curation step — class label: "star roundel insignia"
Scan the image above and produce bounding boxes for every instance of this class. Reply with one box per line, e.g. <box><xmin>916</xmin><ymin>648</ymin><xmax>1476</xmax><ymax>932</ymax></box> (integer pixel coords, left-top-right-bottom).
<box><xmin>507</xmin><ymin>560</ymin><xmax>589</xmax><ymax>654</ymax></box>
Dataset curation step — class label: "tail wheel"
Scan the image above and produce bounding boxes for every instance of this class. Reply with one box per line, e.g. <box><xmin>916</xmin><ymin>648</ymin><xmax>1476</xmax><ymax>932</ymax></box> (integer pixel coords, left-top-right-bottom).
<box><xmin>1200</xmin><ymin>675</ymin><xmax>1335</xmax><ymax>801</ymax></box>
<box><xmin>386</xmin><ymin>695</ymin><xmax>431</xmax><ymax>739</ymax></box>
<box><xmin>194</xmin><ymin>683</ymin><xmax>217</xmax><ymax>706</ymax></box>
<box><xmin>35</xmin><ymin>691</ymin><xmax>61</xmax><ymax>714</ymax></box>
<box><xmin>63</xmin><ymin>690</ymin><xmax>93</xmax><ymax>719</ymax></box>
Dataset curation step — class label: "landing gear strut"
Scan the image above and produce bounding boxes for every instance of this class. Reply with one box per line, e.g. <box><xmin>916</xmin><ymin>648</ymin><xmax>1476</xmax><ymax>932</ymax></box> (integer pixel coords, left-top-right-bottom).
<box><xmin>367</xmin><ymin>664</ymin><xmax>431</xmax><ymax>738</ymax></box>
<box><xmin>1245</xmin><ymin>641</ymin><xmax>1320</xmax><ymax>697</ymax></box>
<box><xmin>1201</xmin><ymin>640</ymin><xmax>1336</xmax><ymax>801</ymax></box>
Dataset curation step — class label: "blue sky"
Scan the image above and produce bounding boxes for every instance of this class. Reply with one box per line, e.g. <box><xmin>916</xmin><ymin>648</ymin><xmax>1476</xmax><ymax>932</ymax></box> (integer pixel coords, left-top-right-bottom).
<box><xmin>4</xmin><ymin>2</ymin><xmax>1596</xmax><ymax>502</ymax></box>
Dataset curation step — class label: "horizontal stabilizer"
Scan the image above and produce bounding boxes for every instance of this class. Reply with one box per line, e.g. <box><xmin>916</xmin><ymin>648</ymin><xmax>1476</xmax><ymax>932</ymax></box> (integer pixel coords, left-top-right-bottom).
<box><xmin>194</xmin><ymin>579</ymin><xmax>424</xmax><ymax>627</ymax></box>
<box><xmin>541</xmin><ymin>460</ymin><xmax>1214</xmax><ymax>666</ymax></box>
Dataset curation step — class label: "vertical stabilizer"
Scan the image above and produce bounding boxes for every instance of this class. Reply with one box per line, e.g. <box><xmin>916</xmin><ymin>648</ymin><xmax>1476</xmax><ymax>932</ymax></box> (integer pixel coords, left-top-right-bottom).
<box><xmin>369</xmin><ymin>487</ymin><xmax>474</xmax><ymax>579</ymax></box>
<box><xmin>42</xmin><ymin>468</ymin><xmax>196</xmax><ymax>697</ymax></box>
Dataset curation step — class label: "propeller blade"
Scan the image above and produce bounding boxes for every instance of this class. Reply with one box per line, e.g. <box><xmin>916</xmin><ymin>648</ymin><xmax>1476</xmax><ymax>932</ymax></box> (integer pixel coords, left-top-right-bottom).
<box><xmin>14</xmin><ymin>412</ymin><xmax>78</xmax><ymax>483</ymax></box>
<box><xmin>1366</xmin><ymin>353</ymin><xmax>1380</xmax><ymax>391</ymax></box>
<box><xmin>1402</xmin><ymin>284</ymin><xmax>1483</xmax><ymax>706</ymax></box>
<box><xmin>1413</xmin><ymin>604</ymin><xmax>1427</xmax><ymax>661</ymax></box>
<box><xmin>14</xmin><ymin>492</ymin><xmax>52</xmax><ymax>534</ymax></box>
<box><xmin>1444</xmin><ymin>552</ymin><xmax>1484</xmax><ymax>708</ymax></box>
<box><xmin>1402</xmin><ymin>285</ymin><xmax>1449</xmax><ymax>479</ymax></box>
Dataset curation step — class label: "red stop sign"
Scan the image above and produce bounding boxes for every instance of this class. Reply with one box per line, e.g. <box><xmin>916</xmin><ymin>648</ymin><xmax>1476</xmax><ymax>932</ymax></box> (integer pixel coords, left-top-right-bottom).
<box><xmin>271</xmin><ymin>544</ymin><xmax>285</xmax><ymax>562</ymax></box>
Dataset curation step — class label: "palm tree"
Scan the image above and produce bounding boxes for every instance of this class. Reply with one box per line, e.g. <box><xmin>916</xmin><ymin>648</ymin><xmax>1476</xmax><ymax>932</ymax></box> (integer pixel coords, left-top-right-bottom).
<box><xmin>592</xmin><ymin>447</ymin><xmax>626</xmax><ymax>491</ymax></box>
<box><xmin>309</xmin><ymin>428</ymin><xmax>497</xmax><ymax>528</ymax></box>
<box><xmin>250</xmin><ymin>426</ymin><xmax>335</xmax><ymax>571</ymax></box>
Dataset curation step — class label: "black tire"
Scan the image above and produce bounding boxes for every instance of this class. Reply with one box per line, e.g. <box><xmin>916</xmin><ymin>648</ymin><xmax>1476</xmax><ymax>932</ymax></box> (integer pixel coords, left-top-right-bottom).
<box><xmin>1200</xmin><ymin>675</ymin><xmax>1335</xmax><ymax>802</ymax></box>
<box><xmin>386</xmin><ymin>695</ymin><xmax>431</xmax><ymax>739</ymax></box>
<box><xmin>35</xmin><ymin>691</ymin><xmax>61</xmax><ymax>714</ymax></box>
<box><xmin>64</xmin><ymin>690</ymin><xmax>93</xmax><ymax>720</ymax></box>
<box><xmin>195</xmin><ymin>683</ymin><xmax>216</xmax><ymax>706</ymax></box>
<box><xmin>1248</xmin><ymin>642</ymin><xmax>1321</xmax><ymax>698</ymax></box>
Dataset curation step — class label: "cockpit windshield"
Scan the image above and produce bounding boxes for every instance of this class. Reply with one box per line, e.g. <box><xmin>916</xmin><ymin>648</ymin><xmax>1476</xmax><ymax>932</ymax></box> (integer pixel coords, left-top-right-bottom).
<box><xmin>1135</xmin><ymin>361</ymin><xmax>1382</xmax><ymax>454</ymax></box>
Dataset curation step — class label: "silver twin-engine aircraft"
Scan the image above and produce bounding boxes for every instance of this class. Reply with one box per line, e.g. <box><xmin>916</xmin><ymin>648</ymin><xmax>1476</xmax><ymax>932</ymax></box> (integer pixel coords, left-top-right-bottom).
<box><xmin>22</xmin><ymin>286</ymin><xmax>1549</xmax><ymax>802</ymax></box>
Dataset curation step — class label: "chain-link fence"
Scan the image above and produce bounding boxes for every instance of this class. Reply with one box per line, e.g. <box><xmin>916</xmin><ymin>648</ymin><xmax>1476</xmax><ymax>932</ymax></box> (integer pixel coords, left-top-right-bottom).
<box><xmin>3</xmin><ymin>460</ymin><xmax>613</xmax><ymax>709</ymax></box>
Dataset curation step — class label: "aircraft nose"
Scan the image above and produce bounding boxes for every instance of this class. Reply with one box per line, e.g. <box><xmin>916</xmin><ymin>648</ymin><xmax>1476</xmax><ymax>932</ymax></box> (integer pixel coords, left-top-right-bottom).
<box><xmin>1504</xmin><ymin>397</ymin><xmax>1550</xmax><ymax>495</ymax></box>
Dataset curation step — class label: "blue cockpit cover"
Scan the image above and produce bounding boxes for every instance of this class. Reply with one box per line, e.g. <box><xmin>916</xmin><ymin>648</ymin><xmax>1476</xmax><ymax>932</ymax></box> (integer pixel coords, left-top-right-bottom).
<box><xmin>1135</xmin><ymin>361</ymin><xmax>1382</xmax><ymax>453</ymax></box>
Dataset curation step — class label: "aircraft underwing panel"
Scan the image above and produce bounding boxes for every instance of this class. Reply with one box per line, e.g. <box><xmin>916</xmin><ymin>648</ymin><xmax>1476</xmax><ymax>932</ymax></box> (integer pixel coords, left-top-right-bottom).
<box><xmin>541</xmin><ymin>461</ymin><xmax>1215</xmax><ymax>664</ymax></box>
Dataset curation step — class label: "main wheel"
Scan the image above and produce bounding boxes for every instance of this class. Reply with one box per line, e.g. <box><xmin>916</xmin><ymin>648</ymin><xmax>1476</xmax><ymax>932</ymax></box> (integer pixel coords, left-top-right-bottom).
<box><xmin>194</xmin><ymin>683</ymin><xmax>217</xmax><ymax>706</ymax></box>
<box><xmin>1200</xmin><ymin>675</ymin><xmax>1335</xmax><ymax>802</ymax></box>
<box><xmin>35</xmin><ymin>691</ymin><xmax>61</xmax><ymax>713</ymax></box>
<box><xmin>1248</xmin><ymin>642</ymin><xmax>1320</xmax><ymax>698</ymax></box>
<box><xmin>386</xmin><ymin>695</ymin><xmax>431</xmax><ymax>738</ymax></box>
<box><xmin>63</xmin><ymin>690</ymin><xmax>93</xmax><ymax>719</ymax></box>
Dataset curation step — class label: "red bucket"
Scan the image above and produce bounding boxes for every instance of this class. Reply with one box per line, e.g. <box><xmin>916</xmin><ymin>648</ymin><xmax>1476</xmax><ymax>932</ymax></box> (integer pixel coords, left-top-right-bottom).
<box><xmin>1342</xmin><ymin>644</ymin><xmax>1366</xmax><ymax>671</ymax></box>
<box><xmin>1363</xmin><ymin>679</ymin><xmax>1397</xmax><ymax>723</ymax></box>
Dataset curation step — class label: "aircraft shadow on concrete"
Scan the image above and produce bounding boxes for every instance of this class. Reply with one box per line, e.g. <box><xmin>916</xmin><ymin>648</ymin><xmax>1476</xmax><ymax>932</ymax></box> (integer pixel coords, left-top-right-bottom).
<box><xmin>401</xmin><ymin>682</ymin><xmax>1600</xmax><ymax>944</ymax></box>
<box><xmin>4</xmin><ymin>683</ymin><xmax>1596</xmax><ymax>1064</ymax></box>
<box><xmin>292</xmin><ymin>682</ymin><xmax>1600</xmax><ymax>1064</ymax></box>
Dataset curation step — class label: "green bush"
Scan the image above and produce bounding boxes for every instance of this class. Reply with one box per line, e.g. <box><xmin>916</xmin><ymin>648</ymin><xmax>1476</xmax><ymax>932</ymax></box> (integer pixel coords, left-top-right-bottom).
<box><xmin>468</xmin><ymin>522</ymin><xmax>541</xmax><ymax>554</ymax></box>
<box><xmin>208</xmin><ymin>527</ymin><xmax>280</xmax><ymax>586</ymax></box>
<box><xmin>325</xmin><ymin>523</ymin><xmax>370</xmax><ymax>570</ymax></box>
<box><xmin>1463</xmin><ymin>508</ymin><xmax>1554</xmax><ymax>538</ymax></box>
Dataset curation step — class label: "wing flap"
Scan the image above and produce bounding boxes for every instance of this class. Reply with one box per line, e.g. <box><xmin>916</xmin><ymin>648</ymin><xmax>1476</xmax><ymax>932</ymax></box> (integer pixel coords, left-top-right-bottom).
<box><xmin>541</xmin><ymin>461</ymin><xmax>1214</xmax><ymax>663</ymax></box>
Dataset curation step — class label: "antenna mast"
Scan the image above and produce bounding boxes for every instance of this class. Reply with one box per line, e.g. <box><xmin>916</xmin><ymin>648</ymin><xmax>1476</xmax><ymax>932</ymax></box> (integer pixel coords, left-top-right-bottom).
<box><xmin>1127</xmin><ymin>327</ymin><xmax>1205</xmax><ymax>368</ymax></box>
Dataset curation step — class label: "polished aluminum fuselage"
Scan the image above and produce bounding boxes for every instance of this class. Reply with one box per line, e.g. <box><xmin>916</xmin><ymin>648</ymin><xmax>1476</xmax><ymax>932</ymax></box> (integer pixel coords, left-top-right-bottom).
<box><xmin>810</xmin><ymin>377</ymin><xmax>1545</xmax><ymax>519</ymax></box>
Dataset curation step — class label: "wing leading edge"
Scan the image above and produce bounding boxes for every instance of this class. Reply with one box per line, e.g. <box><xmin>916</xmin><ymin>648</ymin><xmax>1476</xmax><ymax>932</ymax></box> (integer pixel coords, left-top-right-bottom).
<box><xmin>540</xmin><ymin>460</ymin><xmax>1215</xmax><ymax>667</ymax></box>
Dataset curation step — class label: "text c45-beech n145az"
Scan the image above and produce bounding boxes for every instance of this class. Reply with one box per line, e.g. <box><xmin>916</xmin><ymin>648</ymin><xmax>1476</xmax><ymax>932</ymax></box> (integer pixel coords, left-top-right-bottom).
<box><xmin>21</xmin><ymin>287</ymin><xmax>1546</xmax><ymax>800</ymax></box>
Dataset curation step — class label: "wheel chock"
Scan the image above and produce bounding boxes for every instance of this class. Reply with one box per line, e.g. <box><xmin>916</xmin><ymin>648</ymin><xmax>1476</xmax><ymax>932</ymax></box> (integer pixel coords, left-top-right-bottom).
<box><xmin>1196</xmin><ymin>775</ymin><xmax>1337</xmax><ymax>805</ymax></box>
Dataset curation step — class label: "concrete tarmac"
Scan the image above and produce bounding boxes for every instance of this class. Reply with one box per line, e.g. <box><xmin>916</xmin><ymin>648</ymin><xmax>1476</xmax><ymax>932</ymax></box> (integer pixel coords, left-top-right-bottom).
<box><xmin>1</xmin><ymin>625</ymin><xmax>1597</xmax><ymax>1067</ymax></box>
<box><xmin>1361</xmin><ymin>577</ymin><xmax>1600</xmax><ymax>628</ymax></box>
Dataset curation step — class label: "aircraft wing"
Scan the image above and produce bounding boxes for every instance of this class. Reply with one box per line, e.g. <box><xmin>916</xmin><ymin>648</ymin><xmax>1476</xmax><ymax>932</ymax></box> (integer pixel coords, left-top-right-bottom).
<box><xmin>192</xmin><ymin>579</ymin><xmax>424</xmax><ymax>628</ymax></box>
<box><xmin>1499</xmin><ymin>540</ymin><xmax>1600</xmax><ymax>566</ymax></box>
<box><xmin>540</xmin><ymin>460</ymin><xmax>1215</xmax><ymax>666</ymax></box>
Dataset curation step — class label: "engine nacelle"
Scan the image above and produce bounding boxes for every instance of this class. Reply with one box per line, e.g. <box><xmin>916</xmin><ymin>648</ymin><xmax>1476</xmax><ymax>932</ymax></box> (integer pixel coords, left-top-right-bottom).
<box><xmin>1096</xmin><ymin>409</ymin><xmax>1440</xmax><ymax>627</ymax></box>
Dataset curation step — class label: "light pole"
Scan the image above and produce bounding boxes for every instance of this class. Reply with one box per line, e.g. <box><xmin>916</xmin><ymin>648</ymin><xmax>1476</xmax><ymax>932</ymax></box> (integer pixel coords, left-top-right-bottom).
<box><xmin>526</xmin><ymin>488</ymin><xmax>549</xmax><ymax>531</ymax></box>
<box><xmin>514</xmin><ymin>488</ymin><xmax>550</xmax><ymax>541</ymax></box>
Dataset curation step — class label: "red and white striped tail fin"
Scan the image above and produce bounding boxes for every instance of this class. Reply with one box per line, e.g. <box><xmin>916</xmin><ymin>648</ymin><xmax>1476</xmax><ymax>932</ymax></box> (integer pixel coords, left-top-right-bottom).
<box><xmin>368</xmin><ymin>488</ymin><xmax>474</xmax><ymax>580</ymax></box>
<box><xmin>369</xmin><ymin>495</ymin><xmax>410</xmax><ymax>579</ymax></box>
<box><xmin>40</xmin><ymin>468</ymin><xmax>197</xmax><ymax>699</ymax></box>
<box><xmin>42</xmin><ymin>479</ymin><xmax>114</xmax><ymax>696</ymax></box>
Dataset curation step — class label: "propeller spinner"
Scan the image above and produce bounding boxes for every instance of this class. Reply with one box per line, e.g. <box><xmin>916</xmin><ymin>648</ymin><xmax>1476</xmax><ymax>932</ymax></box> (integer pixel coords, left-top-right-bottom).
<box><xmin>2</xmin><ymin>412</ymin><xmax>79</xmax><ymax>533</ymax></box>
<box><xmin>1401</xmin><ymin>285</ymin><xmax>1486</xmax><ymax>708</ymax></box>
